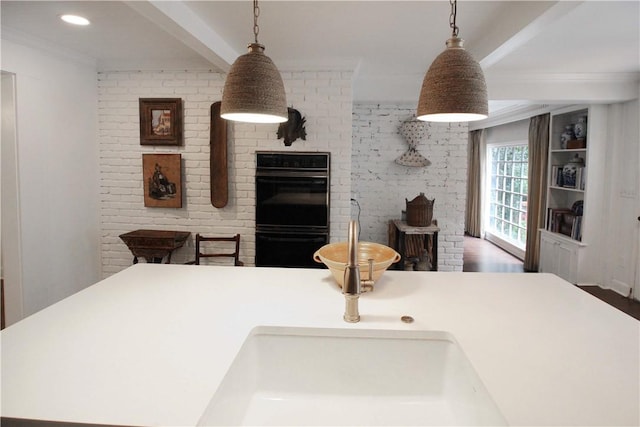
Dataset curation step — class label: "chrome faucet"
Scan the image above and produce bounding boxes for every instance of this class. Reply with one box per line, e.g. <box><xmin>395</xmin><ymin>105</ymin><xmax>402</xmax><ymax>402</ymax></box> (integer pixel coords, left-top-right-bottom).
<box><xmin>343</xmin><ymin>220</ymin><xmax>361</xmax><ymax>323</ymax></box>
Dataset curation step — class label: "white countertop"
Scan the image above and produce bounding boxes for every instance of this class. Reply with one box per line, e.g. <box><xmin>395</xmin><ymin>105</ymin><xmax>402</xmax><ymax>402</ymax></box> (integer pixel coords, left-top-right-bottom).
<box><xmin>2</xmin><ymin>264</ymin><xmax>639</xmax><ymax>426</ymax></box>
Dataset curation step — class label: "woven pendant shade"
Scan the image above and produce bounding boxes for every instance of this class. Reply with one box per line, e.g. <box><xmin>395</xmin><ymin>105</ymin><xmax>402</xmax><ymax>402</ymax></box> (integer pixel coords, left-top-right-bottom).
<box><xmin>417</xmin><ymin>37</ymin><xmax>488</xmax><ymax>122</ymax></box>
<box><xmin>221</xmin><ymin>43</ymin><xmax>288</xmax><ymax>124</ymax></box>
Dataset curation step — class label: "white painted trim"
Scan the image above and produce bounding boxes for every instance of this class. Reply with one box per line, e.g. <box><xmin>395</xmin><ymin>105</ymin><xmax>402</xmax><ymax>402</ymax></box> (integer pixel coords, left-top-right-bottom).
<box><xmin>124</xmin><ymin>0</ymin><xmax>237</xmax><ymax>73</ymax></box>
<box><xmin>471</xmin><ymin>104</ymin><xmax>591</xmax><ymax>131</ymax></box>
<box><xmin>485</xmin><ymin>232</ymin><xmax>525</xmax><ymax>261</ymax></box>
<box><xmin>279</xmin><ymin>58</ymin><xmax>360</xmax><ymax>73</ymax></box>
<box><xmin>487</xmin><ymin>72</ymin><xmax>640</xmax><ymax>84</ymax></box>
<box><xmin>606</xmin><ymin>280</ymin><xmax>634</xmax><ymax>299</ymax></box>
<box><xmin>471</xmin><ymin>104</ymin><xmax>547</xmax><ymax>130</ymax></box>
<box><xmin>480</xmin><ymin>1</ymin><xmax>584</xmax><ymax>69</ymax></box>
<box><xmin>1</xmin><ymin>71</ymin><xmax>24</xmax><ymax>325</ymax></box>
<box><xmin>483</xmin><ymin>139</ymin><xmax>528</xmax><ymax>261</ymax></box>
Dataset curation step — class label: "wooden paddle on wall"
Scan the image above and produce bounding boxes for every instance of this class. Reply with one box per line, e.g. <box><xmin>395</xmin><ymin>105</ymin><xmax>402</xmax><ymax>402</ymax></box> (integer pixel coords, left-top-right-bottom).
<box><xmin>210</xmin><ymin>101</ymin><xmax>228</xmax><ymax>208</ymax></box>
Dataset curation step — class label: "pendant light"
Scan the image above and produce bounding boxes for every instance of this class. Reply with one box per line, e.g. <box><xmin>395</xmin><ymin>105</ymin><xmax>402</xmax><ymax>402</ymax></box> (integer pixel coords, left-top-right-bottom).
<box><xmin>417</xmin><ymin>0</ymin><xmax>488</xmax><ymax>122</ymax></box>
<box><xmin>220</xmin><ymin>0</ymin><xmax>288</xmax><ymax>124</ymax></box>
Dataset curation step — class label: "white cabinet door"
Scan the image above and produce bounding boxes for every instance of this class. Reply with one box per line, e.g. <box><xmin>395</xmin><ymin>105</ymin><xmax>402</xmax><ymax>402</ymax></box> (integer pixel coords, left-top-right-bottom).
<box><xmin>539</xmin><ymin>230</ymin><xmax>581</xmax><ymax>284</ymax></box>
<box><xmin>555</xmin><ymin>241</ymin><xmax>578</xmax><ymax>284</ymax></box>
<box><xmin>539</xmin><ymin>232</ymin><xmax>556</xmax><ymax>274</ymax></box>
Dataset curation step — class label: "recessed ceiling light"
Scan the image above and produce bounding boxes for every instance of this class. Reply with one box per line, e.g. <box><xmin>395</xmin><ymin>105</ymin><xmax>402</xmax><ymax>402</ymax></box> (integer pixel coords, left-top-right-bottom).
<box><xmin>60</xmin><ymin>14</ymin><xmax>90</xmax><ymax>26</ymax></box>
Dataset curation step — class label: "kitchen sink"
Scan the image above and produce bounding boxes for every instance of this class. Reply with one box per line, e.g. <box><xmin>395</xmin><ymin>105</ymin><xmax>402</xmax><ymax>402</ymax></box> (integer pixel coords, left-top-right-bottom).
<box><xmin>198</xmin><ymin>326</ymin><xmax>506</xmax><ymax>426</ymax></box>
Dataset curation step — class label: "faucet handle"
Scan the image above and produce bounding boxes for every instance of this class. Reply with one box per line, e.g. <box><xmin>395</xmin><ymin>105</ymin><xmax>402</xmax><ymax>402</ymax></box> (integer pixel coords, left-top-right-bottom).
<box><xmin>360</xmin><ymin>258</ymin><xmax>375</xmax><ymax>293</ymax></box>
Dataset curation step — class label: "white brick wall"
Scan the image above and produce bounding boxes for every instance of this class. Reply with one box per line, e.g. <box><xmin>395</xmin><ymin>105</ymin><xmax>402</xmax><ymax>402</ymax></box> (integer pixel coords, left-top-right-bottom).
<box><xmin>352</xmin><ymin>103</ymin><xmax>469</xmax><ymax>271</ymax></box>
<box><xmin>98</xmin><ymin>70</ymin><xmax>352</xmax><ymax>278</ymax></box>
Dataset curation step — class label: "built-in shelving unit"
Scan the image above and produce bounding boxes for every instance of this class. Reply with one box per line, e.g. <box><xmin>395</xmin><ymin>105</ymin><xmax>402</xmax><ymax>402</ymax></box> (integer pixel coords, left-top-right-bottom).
<box><xmin>544</xmin><ymin>108</ymin><xmax>588</xmax><ymax>241</ymax></box>
<box><xmin>539</xmin><ymin>105</ymin><xmax>606</xmax><ymax>284</ymax></box>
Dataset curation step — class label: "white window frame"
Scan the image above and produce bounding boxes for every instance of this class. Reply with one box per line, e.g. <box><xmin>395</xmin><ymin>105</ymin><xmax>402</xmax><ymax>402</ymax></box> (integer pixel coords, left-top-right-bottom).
<box><xmin>484</xmin><ymin>140</ymin><xmax>529</xmax><ymax>260</ymax></box>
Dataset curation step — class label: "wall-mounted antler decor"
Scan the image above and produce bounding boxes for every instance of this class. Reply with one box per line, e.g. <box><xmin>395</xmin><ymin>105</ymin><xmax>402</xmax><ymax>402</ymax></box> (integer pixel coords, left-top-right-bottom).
<box><xmin>277</xmin><ymin>107</ymin><xmax>307</xmax><ymax>146</ymax></box>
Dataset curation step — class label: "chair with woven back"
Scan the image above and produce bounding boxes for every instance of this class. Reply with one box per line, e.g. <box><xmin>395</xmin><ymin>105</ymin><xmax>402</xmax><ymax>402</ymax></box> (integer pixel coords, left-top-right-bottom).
<box><xmin>189</xmin><ymin>233</ymin><xmax>244</xmax><ymax>266</ymax></box>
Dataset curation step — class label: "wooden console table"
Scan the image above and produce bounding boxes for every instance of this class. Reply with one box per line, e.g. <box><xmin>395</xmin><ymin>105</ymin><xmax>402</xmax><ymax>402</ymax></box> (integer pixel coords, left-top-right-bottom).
<box><xmin>389</xmin><ymin>219</ymin><xmax>440</xmax><ymax>271</ymax></box>
<box><xmin>119</xmin><ymin>230</ymin><xmax>190</xmax><ymax>264</ymax></box>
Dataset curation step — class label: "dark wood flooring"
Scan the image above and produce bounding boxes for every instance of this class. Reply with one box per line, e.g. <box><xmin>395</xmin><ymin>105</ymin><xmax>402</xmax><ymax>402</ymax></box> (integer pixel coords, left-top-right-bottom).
<box><xmin>579</xmin><ymin>286</ymin><xmax>640</xmax><ymax>321</ymax></box>
<box><xmin>463</xmin><ymin>235</ymin><xmax>524</xmax><ymax>273</ymax></box>
<box><xmin>463</xmin><ymin>235</ymin><xmax>640</xmax><ymax>321</ymax></box>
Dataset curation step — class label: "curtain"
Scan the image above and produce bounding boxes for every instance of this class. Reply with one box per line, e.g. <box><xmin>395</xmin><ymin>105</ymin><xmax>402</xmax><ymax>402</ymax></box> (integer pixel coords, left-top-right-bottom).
<box><xmin>524</xmin><ymin>113</ymin><xmax>550</xmax><ymax>271</ymax></box>
<box><xmin>465</xmin><ymin>129</ymin><xmax>485</xmax><ymax>237</ymax></box>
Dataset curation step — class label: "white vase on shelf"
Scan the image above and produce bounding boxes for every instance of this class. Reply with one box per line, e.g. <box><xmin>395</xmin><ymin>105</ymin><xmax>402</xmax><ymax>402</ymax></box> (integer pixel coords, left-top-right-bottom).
<box><xmin>574</xmin><ymin>116</ymin><xmax>587</xmax><ymax>140</ymax></box>
<box><xmin>560</xmin><ymin>125</ymin><xmax>575</xmax><ymax>149</ymax></box>
<box><xmin>562</xmin><ymin>154</ymin><xmax>584</xmax><ymax>188</ymax></box>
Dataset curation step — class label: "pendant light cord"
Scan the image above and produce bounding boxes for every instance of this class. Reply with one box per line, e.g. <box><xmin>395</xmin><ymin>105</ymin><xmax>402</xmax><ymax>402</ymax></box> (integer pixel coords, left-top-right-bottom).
<box><xmin>449</xmin><ymin>0</ymin><xmax>459</xmax><ymax>37</ymax></box>
<box><xmin>253</xmin><ymin>0</ymin><xmax>260</xmax><ymax>44</ymax></box>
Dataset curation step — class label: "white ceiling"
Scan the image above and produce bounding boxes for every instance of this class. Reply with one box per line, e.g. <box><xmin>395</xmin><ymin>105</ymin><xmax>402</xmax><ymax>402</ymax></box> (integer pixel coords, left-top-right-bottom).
<box><xmin>2</xmin><ymin>1</ymin><xmax>639</xmax><ymax>115</ymax></box>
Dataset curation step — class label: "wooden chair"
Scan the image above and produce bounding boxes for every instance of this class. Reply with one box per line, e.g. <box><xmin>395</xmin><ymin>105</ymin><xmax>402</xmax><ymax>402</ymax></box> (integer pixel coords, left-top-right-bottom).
<box><xmin>192</xmin><ymin>233</ymin><xmax>244</xmax><ymax>266</ymax></box>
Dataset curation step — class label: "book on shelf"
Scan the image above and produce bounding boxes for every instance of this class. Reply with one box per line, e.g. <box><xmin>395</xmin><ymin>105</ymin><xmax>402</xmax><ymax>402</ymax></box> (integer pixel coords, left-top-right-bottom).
<box><xmin>571</xmin><ymin>215</ymin><xmax>583</xmax><ymax>240</ymax></box>
<box><xmin>546</xmin><ymin>207</ymin><xmax>572</xmax><ymax>232</ymax></box>
<box><xmin>550</xmin><ymin>165</ymin><xmax>586</xmax><ymax>189</ymax></box>
<box><xmin>569</xmin><ymin>166</ymin><xmax>586</xmax><ymax>190</ymax></box>
<box><xmin>551</xmin><ymin>165</ymin><xmax>564</xmax><ymax>187</ymax></box>
<box><xmin>545</xmin><ymin>207</ymin><xmax>583</xmax><ymax>241</ymax></box>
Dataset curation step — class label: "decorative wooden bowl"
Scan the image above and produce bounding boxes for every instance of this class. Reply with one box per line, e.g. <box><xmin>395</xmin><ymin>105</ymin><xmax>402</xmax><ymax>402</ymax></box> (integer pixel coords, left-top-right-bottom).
<box><xmin>313</xmin><ymin>242</ymin><xmax>401</xmax><ymax>288</ymax></box>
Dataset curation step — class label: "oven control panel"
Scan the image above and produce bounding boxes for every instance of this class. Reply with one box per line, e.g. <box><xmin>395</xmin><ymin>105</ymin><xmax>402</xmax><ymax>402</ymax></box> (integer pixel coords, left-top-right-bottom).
<box><xmin>257</xmin><ymin>151</ymin><xmax>330</xmax><ymax>171</ymax></box>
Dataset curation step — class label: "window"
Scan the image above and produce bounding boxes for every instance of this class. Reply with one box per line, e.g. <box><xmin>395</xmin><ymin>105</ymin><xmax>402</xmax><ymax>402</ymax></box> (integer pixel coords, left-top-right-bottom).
<box><xmin>485</xmin><ymin>143</ymin><xmax>529</xmax><ymax>253</ymax></box>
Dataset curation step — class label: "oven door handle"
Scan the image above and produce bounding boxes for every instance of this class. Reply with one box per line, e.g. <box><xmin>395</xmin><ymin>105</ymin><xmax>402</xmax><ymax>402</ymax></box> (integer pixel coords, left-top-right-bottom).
<box><xmin>257</xmin><ymin>235</ymin><xmax>327</xmax><ymax>244</ymax></box>
<box><xmin>256</xmin><ymin>170</ymin><xmax>328</xmax><ymax>178</ymax></box>
<box><xmin>256</xmin><ymin>177</ymin><xmax>327</xmax><ymax>186</ymax></box>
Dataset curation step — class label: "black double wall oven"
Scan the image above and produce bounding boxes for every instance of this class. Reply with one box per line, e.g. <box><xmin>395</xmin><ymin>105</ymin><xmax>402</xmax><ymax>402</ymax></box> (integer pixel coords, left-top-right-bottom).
<box><xmin>255</xmin><ymin>151</ymin><xmax>330</xmax><ymax>268</ymax></box>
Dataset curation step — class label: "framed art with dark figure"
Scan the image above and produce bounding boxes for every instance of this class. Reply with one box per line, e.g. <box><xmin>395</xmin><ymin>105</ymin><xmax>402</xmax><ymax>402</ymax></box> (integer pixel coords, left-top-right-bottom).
<box><xmin>139</xmin><ymin>98</ymin><xmax>183</xmax><ymax>145</ymax></box>
<box><xmin>142</xmin><ymin>154</ymin><xmax>182</xmax><ymax>208</ymax></box>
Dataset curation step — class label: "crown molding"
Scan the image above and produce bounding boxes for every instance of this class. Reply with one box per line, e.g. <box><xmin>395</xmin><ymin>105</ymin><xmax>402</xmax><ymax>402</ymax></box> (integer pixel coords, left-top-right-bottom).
<box><xmin>486</xmin><ymin>71</ymin><xmax>639</xmax><ymax>84</ymax></box>
<box><xmin>277</xmin><ymin>58</ymin><xmax>360</xmax><ymax>73</ymax></box>
<box><xmin>470</xmin><ymin>104</ymin><xmax>544</xmax><ymax>131</ymax></box>
<box><xmin>468</xmin><ymin>103</ymin><xmax>593</xmax><ymax>131</ymax></box>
